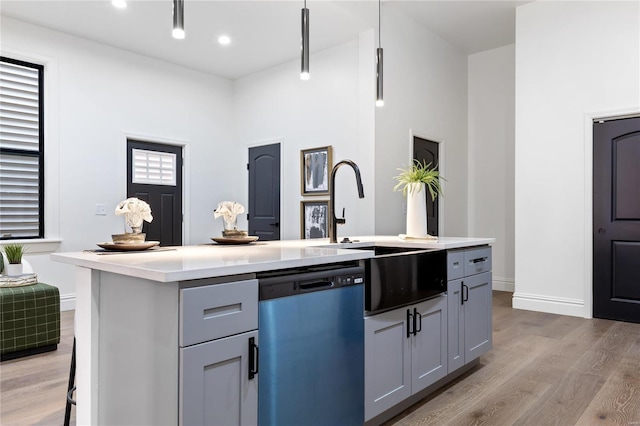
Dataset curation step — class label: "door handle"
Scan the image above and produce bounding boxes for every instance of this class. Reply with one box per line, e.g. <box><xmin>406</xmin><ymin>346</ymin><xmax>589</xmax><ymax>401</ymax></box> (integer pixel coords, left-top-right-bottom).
<box><xmin>406</xmin><ymin>309</ymin><xmax>413</xmax><ymax>338</ymax></box>
<box><xmin>269</xmin><ymin>222</ymin><xmax>280</xmax><ymax>227</ymax></box>
<box><xmin>248</xmin><ymin>337</ymin><xmax>259</xmax><ymax>380</ymax></box>
<box><xmin>462</xmin><ymin>283</ymin><xmax>469</xmax><ymax>305</ymax></box>
<box><xmin>413</xmin><ymin>307</ymin><xmax>422</xmax><ymax>335</ymax></box>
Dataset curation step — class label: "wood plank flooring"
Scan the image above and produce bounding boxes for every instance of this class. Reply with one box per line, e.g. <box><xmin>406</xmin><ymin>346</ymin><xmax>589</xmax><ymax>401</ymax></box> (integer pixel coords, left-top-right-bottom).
<box><xmin>1</xmin><ymin>292</ymin><xmax>639</xmax><ymax>425</ymax></box>
<box><xmin>1</xmin><ymin>310</ymin><xmax>75</xmax><ymax>425</ymax></box>
<box><xmin>386</xmin><ymin>292</ymin><xmax>640</xmax><ymax>426</ymax></box>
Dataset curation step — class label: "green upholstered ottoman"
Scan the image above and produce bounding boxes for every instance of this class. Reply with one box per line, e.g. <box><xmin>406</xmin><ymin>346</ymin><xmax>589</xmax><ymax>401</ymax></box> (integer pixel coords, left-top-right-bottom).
<box><xmin>0</xmin><ymin>283</ymin><xmax>60</xmax><ymax>361</ymax></box>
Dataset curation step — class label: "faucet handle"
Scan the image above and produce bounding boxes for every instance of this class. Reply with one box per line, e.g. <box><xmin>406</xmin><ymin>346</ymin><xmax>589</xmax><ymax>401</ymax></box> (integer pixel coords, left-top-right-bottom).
<box><xmin>336</xmin><ymin>207</ymin><xmax>346</xmax><ymax>225</ymax></box>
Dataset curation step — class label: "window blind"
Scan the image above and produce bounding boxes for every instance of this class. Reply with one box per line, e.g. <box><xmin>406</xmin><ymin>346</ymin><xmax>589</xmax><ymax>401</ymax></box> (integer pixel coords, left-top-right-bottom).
<box><xmin>132</xmin><ymin>148</ymin><xmax>176</xmax><ymax>186</ymax></box>
<box><xmin>0</xmin><ymin>59</ymin><xmax>43</xmax><ymax>239</ymax></box>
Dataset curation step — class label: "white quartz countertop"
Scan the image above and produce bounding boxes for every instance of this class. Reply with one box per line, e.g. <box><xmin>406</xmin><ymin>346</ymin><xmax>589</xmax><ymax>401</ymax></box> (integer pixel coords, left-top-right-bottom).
<box><xmin>51</xmin><ymin>236</ymin><xmax>494</xmax><ymax>282</ymax></box>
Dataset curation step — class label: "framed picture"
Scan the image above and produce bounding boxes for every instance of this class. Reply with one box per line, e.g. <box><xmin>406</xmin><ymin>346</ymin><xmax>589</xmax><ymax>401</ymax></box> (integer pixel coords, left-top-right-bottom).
<box><xmin>301</xmin><ymin>146</ymin><xmax>332</xmax><ymax>195</ymax></box>
<box><xmin>301</xmin><ymin>201</ymin><xmax>329</xmax><ymax>239</ymax></box>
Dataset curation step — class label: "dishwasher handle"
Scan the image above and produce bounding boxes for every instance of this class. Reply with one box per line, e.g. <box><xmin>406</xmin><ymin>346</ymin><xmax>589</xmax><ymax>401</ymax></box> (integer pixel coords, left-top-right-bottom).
<box><xmin>299</xmin><ymin>280</ymin><xmax>334</xmax><ymax>291</ymax></box>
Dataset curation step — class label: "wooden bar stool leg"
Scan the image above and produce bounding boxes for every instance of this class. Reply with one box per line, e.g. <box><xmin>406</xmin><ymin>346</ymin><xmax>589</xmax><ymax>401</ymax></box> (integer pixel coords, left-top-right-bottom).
<box><xmin>64</xmin><ymin>337</ymin><xmax>76</xmax><ymax>426</ymax></box>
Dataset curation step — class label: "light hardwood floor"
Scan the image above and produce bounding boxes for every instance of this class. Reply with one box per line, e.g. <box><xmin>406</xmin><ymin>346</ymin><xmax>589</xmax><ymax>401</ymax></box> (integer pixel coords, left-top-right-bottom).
<box><xmin>1</xmin><ymin>292</ymin><xmax>639</xmax><ymax>425</ymax></box>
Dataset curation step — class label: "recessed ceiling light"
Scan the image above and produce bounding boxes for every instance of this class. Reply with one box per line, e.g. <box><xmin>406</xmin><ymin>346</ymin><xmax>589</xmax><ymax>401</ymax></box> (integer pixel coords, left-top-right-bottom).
<box><xmin>112</xmin><ymin>0</ymin><xmax>127</xmax><ymax>9</ymax></box>
<box><xmin>218</xmin><ymin>35</ymin><xmax>231</xmax><ymax>46</ymax></box>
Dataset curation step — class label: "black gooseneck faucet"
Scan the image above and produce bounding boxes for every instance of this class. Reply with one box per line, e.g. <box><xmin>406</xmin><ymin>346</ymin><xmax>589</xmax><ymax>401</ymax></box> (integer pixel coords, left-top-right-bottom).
<box><xmin>329</xmin><ymin>160</ymin><xmax>365</xmax><ymax>243</ymax></box>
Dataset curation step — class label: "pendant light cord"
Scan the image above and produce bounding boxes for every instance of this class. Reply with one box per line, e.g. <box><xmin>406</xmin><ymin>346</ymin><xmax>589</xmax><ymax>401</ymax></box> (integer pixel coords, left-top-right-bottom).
<box><xmin>378</xmin><ymin>0</ymin><xmax>381</xmax><ymax>48</ymax></box>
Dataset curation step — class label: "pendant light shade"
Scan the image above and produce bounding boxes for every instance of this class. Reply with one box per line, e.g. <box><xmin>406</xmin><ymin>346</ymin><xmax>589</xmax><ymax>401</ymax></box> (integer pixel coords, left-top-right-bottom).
<box><xmin>375</xmin><ymin>0</ymin><xmax>384</xmax><ymax>107</ymax></box>
<box><xmin>173</xmin><ymin>0</ymin><xmax>185</xmax><ymax>39</ymax></box>
<box><xmin>301</xmin><ymin>2</ymin><xmax>310</xmax><ymax>80</ymax></box>
<box><xmin>376</xmin><ymin>47</ymin><xmax>384</xmax><ymax>107</ymax></box>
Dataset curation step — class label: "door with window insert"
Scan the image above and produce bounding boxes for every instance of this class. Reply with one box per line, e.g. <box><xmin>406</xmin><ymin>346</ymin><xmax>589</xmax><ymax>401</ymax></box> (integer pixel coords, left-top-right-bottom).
<box><xmin>127</xmin><ymin>140</ymin><xmax>183</xmax><ymax>246</ymax></box>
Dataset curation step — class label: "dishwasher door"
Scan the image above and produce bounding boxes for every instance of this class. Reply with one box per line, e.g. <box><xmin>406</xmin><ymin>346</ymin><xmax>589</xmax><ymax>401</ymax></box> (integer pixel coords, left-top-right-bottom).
<box><xmin>258</xmin><ymin>282</ymin><xmax>364</xmax><ymax>426</ymax></box>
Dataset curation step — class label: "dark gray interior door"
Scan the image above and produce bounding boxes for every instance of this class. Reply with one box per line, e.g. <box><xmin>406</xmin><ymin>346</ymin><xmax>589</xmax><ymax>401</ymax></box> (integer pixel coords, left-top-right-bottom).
<box><xmin>413</xmin><ymin>137</ymin><xmax>439</xmax><ymax>236</ymax></box>
<box><xmin>248</xmin><ymin>143</ymin><xmax>280</xmax><ymax>240</ymax></box>
<box><xmin>127</xmin><ymin>139</ymin><xmax>182</xmax><ymax>246</ymax></box>
<box><xmin>593</xmin><ymin>117</ymin><xmax>640</xmax><ymax>323</ymax></box>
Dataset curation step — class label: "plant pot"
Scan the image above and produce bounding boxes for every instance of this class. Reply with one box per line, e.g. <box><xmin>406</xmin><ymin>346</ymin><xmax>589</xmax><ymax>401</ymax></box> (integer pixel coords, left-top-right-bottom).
<box><xmin>406</xmin><ymin>182</ymin><xmax>428</xmax><ymax>238</ymax></box>
<box><xmin>6</xmin><ymin>263</ymin><xmax>23</xmax><ymax>276</ymax></box>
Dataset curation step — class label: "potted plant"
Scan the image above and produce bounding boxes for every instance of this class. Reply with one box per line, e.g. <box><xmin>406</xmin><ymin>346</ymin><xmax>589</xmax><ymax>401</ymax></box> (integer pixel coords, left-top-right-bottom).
<box><xmin>393</xmin><ymin>160</ymin><xmax>444</xmax><ymax>238</ymax></box>
<box><xmin>3</xmin><ymin>244</ymin><xmax>26</xmax><ymax>276</ymax></box>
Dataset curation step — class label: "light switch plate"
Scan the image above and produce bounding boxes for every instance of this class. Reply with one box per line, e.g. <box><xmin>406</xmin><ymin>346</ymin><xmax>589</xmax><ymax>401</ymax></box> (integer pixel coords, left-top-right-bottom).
<box><xmin>95</xmin><ymin>204</ymin><xmax>107</xmax><ymax>216</ymax></box>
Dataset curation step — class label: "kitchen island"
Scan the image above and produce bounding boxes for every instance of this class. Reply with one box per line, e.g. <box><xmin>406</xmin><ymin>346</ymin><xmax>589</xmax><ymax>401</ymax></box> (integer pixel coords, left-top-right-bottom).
<box><xmin>52</xmin><ymin>236</ymin><xmax>493</xmax><ymax>425</ymax></box>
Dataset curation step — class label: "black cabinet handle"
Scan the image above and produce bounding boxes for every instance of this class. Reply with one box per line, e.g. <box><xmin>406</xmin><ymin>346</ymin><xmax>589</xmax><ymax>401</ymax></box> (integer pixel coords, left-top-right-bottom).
<box><xmin>462</xmin><ymin>283</ymin><xmax>469</xmax><ymax>305</ymax></box>
<box><xmin>248</xmin><ymin>337</ymin><xmax>259</xmax><ymax>380</ymax></box>
<box><xmin>413</xmin><ymin>307</ymin><xmax>422</xmax><ymax>335</ymax></box>
<box><xmin>406</xmin><ymin>309</ymin><xmax>413</xmax><ymax>338</ymax></box>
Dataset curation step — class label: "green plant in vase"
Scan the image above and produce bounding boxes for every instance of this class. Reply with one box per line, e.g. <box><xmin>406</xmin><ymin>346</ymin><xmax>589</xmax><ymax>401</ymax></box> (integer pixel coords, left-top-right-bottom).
<box><xmin>393</xmin><ymin>160</ymin><xmax>444</xmax><ymax>200</ymax></box>
<box><xmin>393</xmin><ymin>160</ymin><xmax>444</xmax><ymax>238</ymax></box>
<box><xmin>3</xmin><ymin>244</ymin><xmax>26</xmax><ymax>275</ymax></box>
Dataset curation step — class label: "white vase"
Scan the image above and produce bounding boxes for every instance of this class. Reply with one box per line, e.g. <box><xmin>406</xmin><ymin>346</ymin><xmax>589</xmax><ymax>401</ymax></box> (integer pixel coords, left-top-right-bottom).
<box><xmin>406</xmin><ymin>182</ymin><xmax>428</xmax><ymax>238</ymax></box>
<box><xmin>6</xmin><ymin>263</ymin><xmax>23</xmax><ymax>276</ymax></box>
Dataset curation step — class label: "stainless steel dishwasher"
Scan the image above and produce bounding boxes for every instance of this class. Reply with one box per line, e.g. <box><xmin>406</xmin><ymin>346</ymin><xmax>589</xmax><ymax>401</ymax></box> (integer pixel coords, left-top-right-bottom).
<box><xmin>257</xmin><ymin>261</ymin><xmax>365</xmax><ymax>426</ymax></box>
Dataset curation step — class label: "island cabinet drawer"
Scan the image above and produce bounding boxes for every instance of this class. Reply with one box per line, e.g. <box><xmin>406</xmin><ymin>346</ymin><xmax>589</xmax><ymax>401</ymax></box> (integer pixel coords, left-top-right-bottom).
<box><xmin>464</xmin><ymin>247</ymin><xmax>492</xmax><ymax>277</ymax></box>
<box><xmin>180</xmin><ymin>279</ymin><xmax>258</xmax><ymax>347</ymax></box>
<box><xmin>447</xmin><ymin>251</ymin><xmax>465</xmax><ymax>280</ymax></box>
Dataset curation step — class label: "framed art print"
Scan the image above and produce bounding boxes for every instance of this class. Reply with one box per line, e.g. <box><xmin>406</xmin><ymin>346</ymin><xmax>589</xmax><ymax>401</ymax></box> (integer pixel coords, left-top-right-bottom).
<box><xmin>301</xmin><ymin>200</ymin><xmax>328</xmax><ymax>239</ymax></box>
<box><xmin>301</xmin><ymin>146</ymin><xmax>332</xmax><ymax>196</ymax></box>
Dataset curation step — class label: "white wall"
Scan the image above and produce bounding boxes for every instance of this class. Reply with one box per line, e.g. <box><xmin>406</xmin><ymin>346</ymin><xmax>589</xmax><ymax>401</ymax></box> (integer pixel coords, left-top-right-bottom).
<box><xmin>374</xmin><ymin>7</ymin><xmax>468</xmax><ymax>237</ymax></box>
<box><xmin>468</xmin><ymin>45</ymin><xmax>515</xmax><ymax>291</ymax></box>
<box><xmin>1</xmin><ymin>17</ymin><xmax>235</xmax><ymax>309</ymax></box>
<box><xmin>514</xmin><ymin>1</ymin><xmax>640</xmax><ymax>317</ymax></box>
<box><xmin>233</xmin><ymin>33</ymin><xmax>376</xmax><ymax>240</ymax></box>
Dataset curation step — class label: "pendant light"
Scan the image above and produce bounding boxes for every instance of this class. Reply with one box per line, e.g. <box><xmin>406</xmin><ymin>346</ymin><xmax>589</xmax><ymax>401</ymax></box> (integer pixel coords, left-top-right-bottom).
<box><xmin>376</xmin><ymin>0</ymin><xmax>384</xmax><ymax>107</ymax></box>
<box><xmin>173</xmin><ymin>0</ymin><xmax>185</xmax><ymax>39</ymax></box>
<box><xmin>301</xmin><ymin>0</ymin><xmax>310</xmax><ymax>80</ymax></box>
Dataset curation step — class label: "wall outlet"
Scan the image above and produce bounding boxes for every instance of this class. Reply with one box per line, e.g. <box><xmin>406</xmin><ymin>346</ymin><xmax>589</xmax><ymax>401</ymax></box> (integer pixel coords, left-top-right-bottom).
<box><xmin>95</xmin><ymin>204</ymin><xmax>107</xmax><ymax>216</ymax></box>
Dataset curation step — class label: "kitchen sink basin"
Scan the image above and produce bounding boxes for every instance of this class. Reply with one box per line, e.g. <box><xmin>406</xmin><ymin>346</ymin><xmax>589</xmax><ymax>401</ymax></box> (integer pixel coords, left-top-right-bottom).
<box><xmin>336</xmin><ymin>244</ymin><xmax>447</xmax><ymax>314</ymax></box>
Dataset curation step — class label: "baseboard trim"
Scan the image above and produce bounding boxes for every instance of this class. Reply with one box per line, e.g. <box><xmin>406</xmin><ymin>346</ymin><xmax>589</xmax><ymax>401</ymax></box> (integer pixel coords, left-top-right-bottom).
<box><xmin>512</xmin><ymin>292</ymin><xmax>585</xmax><ymax>318</ymax></box>
<box><xmin>492</xmin><ymin>277</ymin><xmax>514</xmax><ymax>292</ymax></box>
<box><xmin>60</xmin><ymin>293</ymin><xmax>75</xmax><ymax>312</ymax></box>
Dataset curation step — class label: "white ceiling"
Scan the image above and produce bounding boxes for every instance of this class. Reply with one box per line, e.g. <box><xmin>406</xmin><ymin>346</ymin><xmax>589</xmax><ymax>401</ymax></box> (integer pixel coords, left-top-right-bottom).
<box><xmin>0</xmin><ymin>0</ymin><xmax>529</xmax><ymax>80</ymax></box>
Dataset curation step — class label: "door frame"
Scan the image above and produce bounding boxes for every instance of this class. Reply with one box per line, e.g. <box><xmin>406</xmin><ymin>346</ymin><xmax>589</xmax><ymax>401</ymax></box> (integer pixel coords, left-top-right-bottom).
<box><xmin>409</xmin><ymin>129</ymin><xmax>445</xmax><ymax>236</ymax></box>
<box><xmin>583</xmin><ymin>108</ymin><xmax>640</xmax><ymax>319</ymax></box>
<box><xmin>121</xmin><ymin>131</ymin><xmax>188</xmax><ymax>244</ymax></box>
<box><xmin>246</xmin><ymin>138</ymin><xmax>283</xmax><ymax>237</ymax></box>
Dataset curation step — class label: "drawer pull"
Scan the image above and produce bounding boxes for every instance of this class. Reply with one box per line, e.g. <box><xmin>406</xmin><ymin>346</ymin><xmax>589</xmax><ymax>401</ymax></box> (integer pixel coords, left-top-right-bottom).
<box><xmin>203</xmin><ymin>303</ymin><xmax>241</xmax><ymax>320</ymax></box>
<box><xmin>471</xmin><ymin>257</ymin><xmax>487</xmax><ymax>264</ymax></box>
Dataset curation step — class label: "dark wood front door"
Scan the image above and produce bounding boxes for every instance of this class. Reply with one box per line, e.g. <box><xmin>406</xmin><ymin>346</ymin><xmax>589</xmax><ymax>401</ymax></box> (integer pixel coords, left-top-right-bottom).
<box><xmin>248</xmin><ymin>143</ymin><xmax>280</xmax><ymax>240</ymax></box>
<box><xmin>413</xmin><ymin>137</ymin><xmax>439</xmax><ymax>236</ymax></box>
<box><xmin>127</xmin><ymin>140</ymin><xmax>183</xmax><ymax>246</ymax></box>
<box><xmin>593</xmin><ymin>117</ymin><xmax>640</xmax><ymax>323</ymax></box>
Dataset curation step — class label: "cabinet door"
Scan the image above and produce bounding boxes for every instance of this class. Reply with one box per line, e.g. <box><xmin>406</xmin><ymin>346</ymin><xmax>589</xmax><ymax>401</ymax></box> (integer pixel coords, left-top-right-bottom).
<box><xmin>411</xmin><ymin>295</ymin><xmax>448</xmax><ymax>393</ymax></box>
<box><xmin>180</xmin><ymin>331</ymin><xmax>258</xmax><ymax>426</ymax></box>
<box><xmin>447</xmin><ymin>279</ymin><xmax>464</xmax><ymax>373</ymax></box>
<box><xmin>364</xmin><ymin>308</ymin><xmax>412</xmax><ymax>421</ymax></box>
<box><xmin>464</xmin><ymin>272</ymin><xmax>492</xmax><ymax>361</ymax></box>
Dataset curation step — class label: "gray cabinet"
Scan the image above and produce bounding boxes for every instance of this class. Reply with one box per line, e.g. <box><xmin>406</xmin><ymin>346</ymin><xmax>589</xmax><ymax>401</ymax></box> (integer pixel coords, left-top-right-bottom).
<box><xmin>179</xmin><ymin>279</ymin><xmax>259</xmax><ymax>426</ymax></box>
<box><xmin>447</xmin><ymin>247</ymin><xmax>492</xmax><ymax>373</ymax></box>
<box><xmin>364</xmin><ymin>295</ymin><xmax>447</xmax><ymax>421</ymax></box>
